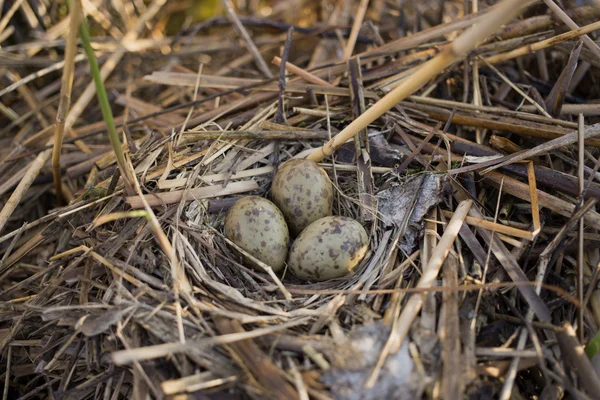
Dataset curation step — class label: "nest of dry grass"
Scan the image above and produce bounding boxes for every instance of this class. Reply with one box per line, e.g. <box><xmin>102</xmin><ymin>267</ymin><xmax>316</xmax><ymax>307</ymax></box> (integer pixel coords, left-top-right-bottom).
<box><xmin>2</xmin><ymin>0</ymin><xmax>600</xmax><ymax>399</ymax></box>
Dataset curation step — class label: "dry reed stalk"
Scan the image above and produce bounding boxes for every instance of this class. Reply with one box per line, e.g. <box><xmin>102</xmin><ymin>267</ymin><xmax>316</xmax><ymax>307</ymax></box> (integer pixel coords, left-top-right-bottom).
<box><xmin>542</xmin><ymin>0</ymin><xmax>600</xmax><ymax>58</ymax></box>
<box><xmin>158</xmin><ymin>166</ymin><xmax>273</xmax><ymax>190</ymax></box>
<box><xmin>271</xmin><ymin>56</ymin><xmax>333</xmax><ymax>86</ymax></box>
<box><xmin>51</xmin><ymin>0</ymin><xmax>82</xmax><ymax>202</ymax></box>
<box><xmin>111</xmin><ymin>317</ymin><xmax>311</xmax><ymax>365</ymax></box>
<box><xmin>222</xmin><ymin>0</ymin><xmax>273</xmax><ymax>79</ymax></box>
<box><xmin>342</xmin><ymin>0</ymin><xmax>369</xmax><ymax>60</ymax></box>
<box><xmin>485</xmin><ymin>20</ymin><xmax>600</xmax><ymax>64</ymax></box>
<box><xmin>482</xmin><ymin>122</ymin><xmax>600</xmax><ymax>173</ymax></box>
<box><xmin>144</xmin><ymin>72</ymin><xmax>372</xmax><ymax>97</ymax></box>
<box><xmin>306</xmin><ymin>0</ymin><xmax>533</xmax><ymax>162</ymax></box>
<box><xmin>483</xmin><ymin>171</ymin><xmax>600</xmax><ymax>230</ymax></box>
<box><xmin>577</xmin><ymin>114</ymin><xmax>585</xmax><ymax>342</ymax></box>
<box><xmin>520</xmin><ymin>103</ymin><xmax>600</xmax><ymax>116</ymax></box>
<box><xmin>366</xmin><ymin>200</ymin><xmax>472</xmax><ymax>387</ymax></box>
<box><xmin>408</xmin><ymin>96</ymin><xmax>578</xmax><ymax>128</ymax></box>
<box><xmin>125</xmin><ymin>180</ymin><xmax>259</xmax><ymax>208</ymax></box>
<box><xmin>441</xmin><ymin>251</ymin><xmax>463</xmax><ymax>398</ymax></box>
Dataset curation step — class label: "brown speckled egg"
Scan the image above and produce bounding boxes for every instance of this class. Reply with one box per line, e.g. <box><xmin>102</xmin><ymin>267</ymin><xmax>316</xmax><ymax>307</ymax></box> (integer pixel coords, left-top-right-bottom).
<box><xmin>272</xmin><ymin>159</ymin><xmax>333</xmax><ymax>236</ymax></box>
<box><xmin>224</xmin><ymin>196</ymin><xmax>289</xmax><ymax>272</ymax></box>
<box><xmin>288</xmin><ymin>216</ymin><xmax>369</xmax><ymax>281</ymax></box>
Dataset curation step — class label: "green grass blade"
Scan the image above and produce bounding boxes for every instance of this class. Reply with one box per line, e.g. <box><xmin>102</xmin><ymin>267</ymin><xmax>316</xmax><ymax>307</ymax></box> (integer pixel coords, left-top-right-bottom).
<box><xmin>78</xmin><ymin>8</ymin><xmax>132</xmax><ymax>190</ymax></box>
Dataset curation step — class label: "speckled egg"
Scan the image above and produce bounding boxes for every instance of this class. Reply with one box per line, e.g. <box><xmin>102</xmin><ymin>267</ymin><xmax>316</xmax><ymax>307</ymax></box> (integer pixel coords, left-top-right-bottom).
<box><xmin>224</xmin><ymin>196</ymin><xmax>289</xmax><ymax>272</ymax></box>
<box><xmin>288</xmin><ymin>216</ymin><xmax>369</xmax><ymax>281</ymax></box>
<box><xmin>272</xmin><ymin>159</ymin><xmax>333</xmax><ymax>236</ymax></box>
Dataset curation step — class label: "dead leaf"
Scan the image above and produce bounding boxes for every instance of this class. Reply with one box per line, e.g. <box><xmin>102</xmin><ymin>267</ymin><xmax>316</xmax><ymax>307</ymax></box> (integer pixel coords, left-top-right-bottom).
<box><xmin>377</xmin><ymin>173</ymin><xmax>447</xmax><ymax>252</ymax></box>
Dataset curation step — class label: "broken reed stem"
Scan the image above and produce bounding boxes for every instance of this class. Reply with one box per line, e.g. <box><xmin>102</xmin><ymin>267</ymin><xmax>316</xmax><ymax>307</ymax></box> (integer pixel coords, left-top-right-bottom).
<box><xmin>542</xmin><ymin>0</ymin><xmax>600</xmax><ymax>58</ymax></box>
<box><xmin>306</xmin><ymin>0</ymin><xmax>531</xmax><ymax>162</ymax></box>
<box><xmin>577</xmin><ymin>114</ymin><xmax>585</xmax><ymax>342</ymax></box>
<box><xmin>485</xmin><ymin>19</ymin><xmax>600</xmax><ymax>64</ymax></box>
<box><xmin>342</xmin><ymin>0</ymin><xmax>369</xmax><ymax>60</ymax></box>
<box><xmin>271</xmin><ymin>56</ymin><xmax>333</xmax><ymax>87</ymax></box>
<box><xmin>79</xmin><ymin>12</ymin><xmax>134</xmax><ymax>193</ymax></box>
<box><xmin>52</xmin><ymin>0</ymin><xmax>82</xmax><ymax>203</ymax></box>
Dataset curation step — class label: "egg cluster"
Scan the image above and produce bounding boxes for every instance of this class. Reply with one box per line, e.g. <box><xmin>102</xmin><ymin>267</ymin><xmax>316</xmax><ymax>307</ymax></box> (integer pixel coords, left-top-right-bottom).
<box><xmin>224</xmin><ymin>159</ymin><xmax>369</xmax><ymax>281</ymax></box>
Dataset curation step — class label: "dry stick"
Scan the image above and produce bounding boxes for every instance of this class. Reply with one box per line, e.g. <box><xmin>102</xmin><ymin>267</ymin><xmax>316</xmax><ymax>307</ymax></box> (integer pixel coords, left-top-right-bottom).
<box><xmin>181</xmin><ymin>130</ymin><xmax>331</xmax><ymax>141</ymax></box>
<box><xmin>275</xmin><ymin>28</ymin><xmax>294</xmax><ymax>124</ymax></box>
<box><xmin>306</xmin><ymin>0</ymin><xmax>532</xmax><ymax>162</ymax></box>
<box><xmin>577</xmin><ymin>114</ymin><xmax>585</xmax><ymax>343</ymax></box>
<box><xmin>342</xmin><ymin>0</ymin><xmax>369</xmax><ymax>60</ymax></box>
<box><xmin>0</xmin><ymin>54</ymin><xmax>86</xmax><ymax>99</ymax></box>
<box><xmin>52</xmin><ymin>0</ymin><xmax>82</xmax><ymax>202</ymax></box>
<box><xmin>485</xmin><ymin>19</ymin><xmax>600</xmax><ymax>65</ymax></box>
<box><xmin>470</xmin><ymin>0</ymin><xmax>484</xmax><ymax>144</ymax></box>
<box><xmin>542</xmin><ymin>0</ymin><xmax>600</xmax><ymax>59</ymax></box>
<box><xmin>496</xmin><ymin>175</ymin><xmax>562</xmax><ymax>399</ymax></box>
<box><xmin>0</xmin><ymin>0</ymin><xmax>167</xmax><ymax>235</ymax></box>
<box><xmin>126</xmin><ymin>180</ymin><xmax>259</xmax><ymax>208</ymax></box>
<box><xmin>111</xmin><ymin>317</ymin><xmax>310</xmax><ymax>365</ymax></box>
<box><xmin>358</xmin><ymin>2</ymin><xmax>496</xmax><ymax>58</ymax></box>
<box><xmin>222</xmin><ymin>0</ymin><xmax>272</xmax><ymax>79</ymax></box>
<box><xmin>482</xmin><ymin>59</ymin><xmax>551</xmax><ymax>118</ymax></box>
<box><xmin>441</xmin><ymin>252</ymin><xmax>463</xmax><ymax>399</ymax></box>
<box><xmin>480</xmin><ymin>122</ymin><xmax>600</xmax><ymax>174</ymax></box>
<box><xmin>365</xmin><ymin>200</ymin><xmax>472</xmax><ymax>388</ymax></box>
<box><xmin>2</xmin><ymin>346</ymin><xmax>10</xmax><ymax>400</ymax></box>
<box><xmin>271</xmin><ymin>57</ymin><xmax>333</xmax><ymax>87</ymax></box>
<box><xmin>499</xmin><ymin>198</ymin><xmax>599</xmax><ymax>397</ymax></box>
<box><xmin>0</xmin><ymin>0</ymin><xmax>25</xmax><ymax>36</ymax></box>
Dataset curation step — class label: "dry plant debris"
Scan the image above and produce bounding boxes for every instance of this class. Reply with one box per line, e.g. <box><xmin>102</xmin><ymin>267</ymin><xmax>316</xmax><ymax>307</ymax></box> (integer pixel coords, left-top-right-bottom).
<box><xmin>2</xmin><ymin>0</ymin><xmax>600</xmax><ymax>399</ymax></box>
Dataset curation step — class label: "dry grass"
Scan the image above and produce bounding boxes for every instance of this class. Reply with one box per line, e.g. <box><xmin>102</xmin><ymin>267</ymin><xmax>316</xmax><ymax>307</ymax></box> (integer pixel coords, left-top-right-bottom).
<box><xmin>1</xmin><ymin>0</ymin><xmax>600</xmax><ymax>399</ymax></box>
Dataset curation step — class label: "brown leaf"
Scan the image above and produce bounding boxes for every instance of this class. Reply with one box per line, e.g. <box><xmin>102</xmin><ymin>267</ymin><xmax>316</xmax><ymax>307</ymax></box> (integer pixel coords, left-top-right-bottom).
<box><xmin>545</xmin><ymin>40</ymin><xmax>583</xmax><ymax>117</ymax></box>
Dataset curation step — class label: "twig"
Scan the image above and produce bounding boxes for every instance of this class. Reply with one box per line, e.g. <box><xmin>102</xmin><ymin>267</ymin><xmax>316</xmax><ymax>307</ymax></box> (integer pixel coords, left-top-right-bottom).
<box><xmin>485</xmin><ymin>19</ymin><xmax>600</xmax><ymax>64</ymax></box>
<box><xmin>480</xmin><ymin>122</ymin><xmax>600</xmax><ymax>174</ymax></box>
<box><xmin>342</xmin><ymin>0</ymin><xmax>369</xmax><ymax>60</ymax></box>
<box><xmin>275</xmin><ymin>28</ymin><xmax>294</xmax><ymax>124</ymax></box>
<box><xmin>542</xmin><ymin>0</ymin><xmax>600</xmax><ymax>59</ymax></box>
<box><xmin>577</xmin><ymin>114</ymin><xmax>585</xmax><ymax>342</ymax></box>
<box><xmin>272</xmin><ymin>56</ymin><xmax>333</xmax><ymax>86</ymax></box>
<box><xmin>365</xmin><ymin>200</ymin><xmax>472</xmax><ymax>388</ymax></box>
<box><xmin>111</xmin><ymin>317</ymin><xmax>310</xmax><ymax>365</ymax></box>
<box><xmin>0</xmin><ymin>0</ymin><xmax>25</xmax><ymax>37</ymax></box>
<box><xmin>222</xmin><ymin>0</ymin><xmax>273</xmax><ymax>79</ymax></box>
